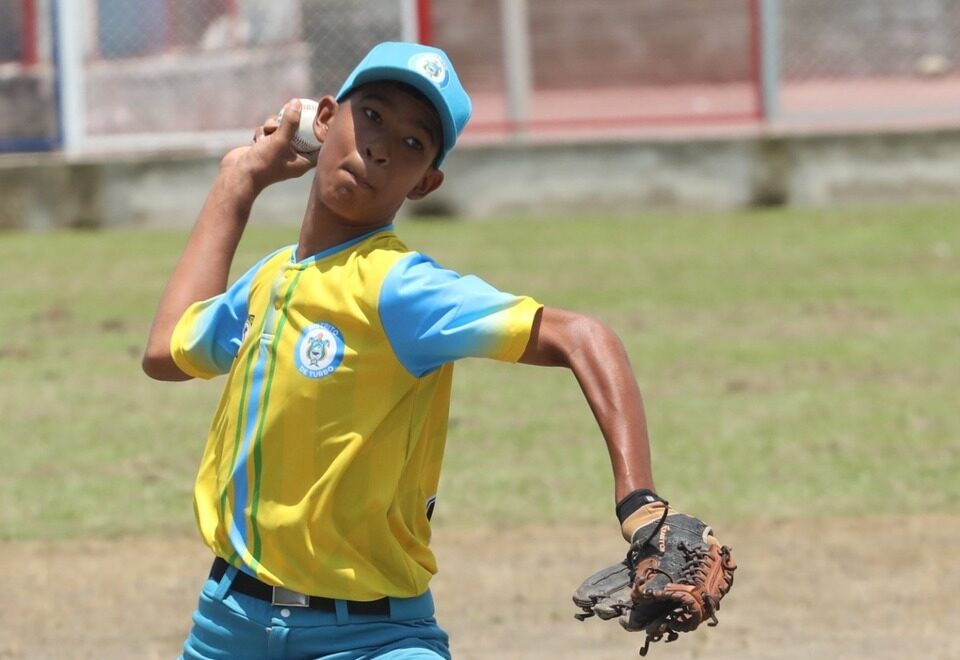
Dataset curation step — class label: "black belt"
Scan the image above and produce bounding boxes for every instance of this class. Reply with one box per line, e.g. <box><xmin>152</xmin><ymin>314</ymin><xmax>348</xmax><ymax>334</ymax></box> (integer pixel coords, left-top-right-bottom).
<box><xmin>210</xmin><ymin>557</ymin><xmax>390</xmax><ymax>615</ymax></box>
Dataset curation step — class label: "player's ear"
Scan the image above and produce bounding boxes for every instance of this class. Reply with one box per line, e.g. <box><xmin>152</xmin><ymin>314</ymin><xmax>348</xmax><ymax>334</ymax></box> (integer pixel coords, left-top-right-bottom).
<box><xmin>314</xmin><ymin>95</ymin><xmax>337</xmax><ymax>146</ymax></box>
<box><xmin>407</xmin><ymin>168</ymin><xmax>444</xmax><ymax>200</ymax></box>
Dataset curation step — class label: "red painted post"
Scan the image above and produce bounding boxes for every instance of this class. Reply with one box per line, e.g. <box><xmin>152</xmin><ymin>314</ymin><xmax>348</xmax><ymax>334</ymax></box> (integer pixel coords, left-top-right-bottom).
<box><xmin>21</xmin><ymin>0</ymin><xmax>38</xmax><ymax>66</ymax></box>
<box><xmin>747</xmin><ymin>0</ymin><xmax>766</xmax><ymax>121</ymax></box>
<box><xmin>416</xmin><ymin>0</ymin><xmax>433</xmax><ymax>45</ymax></box>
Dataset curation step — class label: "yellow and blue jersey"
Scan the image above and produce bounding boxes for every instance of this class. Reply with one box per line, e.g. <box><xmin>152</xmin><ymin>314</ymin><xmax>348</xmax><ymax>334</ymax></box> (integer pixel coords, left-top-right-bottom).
<box><xmin>170</xmin><ymin>226</ymin><xmax>541</xmax><ymax>600</ymax></box>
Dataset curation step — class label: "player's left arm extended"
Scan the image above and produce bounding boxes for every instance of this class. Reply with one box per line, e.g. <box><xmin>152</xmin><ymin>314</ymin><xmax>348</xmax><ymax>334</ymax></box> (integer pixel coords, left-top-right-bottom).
<box><xmin>518</xmin><ymin>306</ymin><xmax>655</xmax><ymax>502</ymax></box>
<box><xmin>523</xmin><ymin>307</ymin><xmax>738</xmax><ymax>654</ymax></box>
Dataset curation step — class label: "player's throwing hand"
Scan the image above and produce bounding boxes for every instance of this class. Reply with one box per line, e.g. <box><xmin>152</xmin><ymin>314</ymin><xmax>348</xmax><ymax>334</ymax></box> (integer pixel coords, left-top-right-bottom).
<box><xmin>222</xmin><ymin>98</ymin><xmax>319</xmax><ymax>189</ymax></box>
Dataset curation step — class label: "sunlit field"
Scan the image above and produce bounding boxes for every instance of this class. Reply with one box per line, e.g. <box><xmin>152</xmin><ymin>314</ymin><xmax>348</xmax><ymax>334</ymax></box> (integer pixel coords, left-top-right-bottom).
<box><xmin>1</xmin><ymin>204</ymin><xmax>958</xmax><ymax>539</ymax></box>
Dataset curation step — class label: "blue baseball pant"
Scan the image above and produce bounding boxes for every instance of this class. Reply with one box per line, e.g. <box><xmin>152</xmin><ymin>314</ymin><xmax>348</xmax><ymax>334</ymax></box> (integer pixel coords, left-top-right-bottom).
<box><xmin>181</xmin><ymin>564</ymin><xmax>450</xmax><ymax>660</ymax></box>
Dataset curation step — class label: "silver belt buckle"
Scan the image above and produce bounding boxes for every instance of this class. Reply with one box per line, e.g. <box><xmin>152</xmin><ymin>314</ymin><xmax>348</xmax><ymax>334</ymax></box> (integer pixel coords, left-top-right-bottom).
<box><xmin>272</xmin><ymin>586</ymin><xmax>310</xmax><ymax>608</ymax></box>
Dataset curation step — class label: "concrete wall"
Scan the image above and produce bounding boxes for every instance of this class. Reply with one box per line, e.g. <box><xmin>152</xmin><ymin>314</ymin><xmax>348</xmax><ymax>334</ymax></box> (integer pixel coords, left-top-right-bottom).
<box><xmin>2</xmin><ymin>129</ymin><xmax>959</xmax><ymax>231</ymax></box>
<box><xmin>84</xmin><ymin>45</ymin><xmax>310</xmax><ymax>135</ymax></box>
<box><xmin>426</xmin><ymin>130</ymin><xmax>960</xmax><ymax>215</ymax></box>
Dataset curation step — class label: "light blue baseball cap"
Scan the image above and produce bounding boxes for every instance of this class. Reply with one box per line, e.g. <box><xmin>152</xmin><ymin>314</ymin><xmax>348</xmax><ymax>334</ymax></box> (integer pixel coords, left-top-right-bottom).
<box><xmin>336</xmin><ymin>41</ymin><xmax>473</xmax><ymax>167</ymax></box>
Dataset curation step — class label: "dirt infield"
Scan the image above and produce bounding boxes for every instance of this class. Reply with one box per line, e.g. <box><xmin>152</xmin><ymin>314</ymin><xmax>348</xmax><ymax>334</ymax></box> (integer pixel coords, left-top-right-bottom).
<box><xmin>1</xmin><ymin>514</ymin><xmax>957</xmax><ymax>660</ymax></box>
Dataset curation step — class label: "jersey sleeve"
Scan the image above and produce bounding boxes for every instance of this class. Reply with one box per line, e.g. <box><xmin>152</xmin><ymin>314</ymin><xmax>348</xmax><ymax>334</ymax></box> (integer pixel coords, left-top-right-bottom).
<box><xmin>379</xmin><ymin>252</ymin><xmax>543</xmax><ymax>378</ymax></box>
<box><xmin>169</xmin><ymin>250</ymin><xmax>281</xmax><ymax>379</ymax></box>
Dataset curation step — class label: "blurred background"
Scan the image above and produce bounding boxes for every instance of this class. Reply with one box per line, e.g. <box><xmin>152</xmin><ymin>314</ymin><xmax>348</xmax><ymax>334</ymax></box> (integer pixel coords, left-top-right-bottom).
<box><xmin>1</xmin><ymin>0</ymin><xmax>960</xmax><ymax>226</ymax></box>
<box><xmin>3</xmin><ymin>0</ymin><xmax>960</xmax><ymax>148</ymax></box>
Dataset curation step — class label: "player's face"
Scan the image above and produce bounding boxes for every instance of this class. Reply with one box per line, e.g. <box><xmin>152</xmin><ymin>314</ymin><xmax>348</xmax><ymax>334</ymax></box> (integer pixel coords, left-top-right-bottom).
<box><xmin>314</xmin><ymin>83</ymin><xmax>443</xmax><ymax>226</ymax></box>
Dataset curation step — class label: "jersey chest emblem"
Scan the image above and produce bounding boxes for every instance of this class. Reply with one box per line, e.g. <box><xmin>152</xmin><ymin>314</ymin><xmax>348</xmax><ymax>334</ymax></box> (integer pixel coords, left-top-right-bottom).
<box><xmin>295</xmin><ymin>322</ymin><xmax>345</xmax><ymax>378</ymax></box>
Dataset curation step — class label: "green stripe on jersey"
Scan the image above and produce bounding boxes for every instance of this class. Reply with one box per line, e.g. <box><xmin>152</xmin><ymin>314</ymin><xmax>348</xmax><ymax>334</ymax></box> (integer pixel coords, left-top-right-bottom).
<box><xmin>249</xmin><ymin>269</ymin><xmax>304</xmax><ymax>566</ymax></box>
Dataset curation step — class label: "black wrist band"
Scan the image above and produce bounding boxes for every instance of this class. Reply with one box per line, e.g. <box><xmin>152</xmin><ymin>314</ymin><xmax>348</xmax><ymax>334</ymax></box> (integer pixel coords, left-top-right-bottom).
<box><xmin>616</xmin><ymin>489</ymin><xmax>665</xmax><ymax>524</ymax></box>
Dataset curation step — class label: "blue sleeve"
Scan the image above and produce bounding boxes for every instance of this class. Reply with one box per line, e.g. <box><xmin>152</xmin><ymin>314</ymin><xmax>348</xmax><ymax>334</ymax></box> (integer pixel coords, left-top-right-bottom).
<box><xmin>379</xmin><ymin>252</ymin><xmax>542</xmax><ymax>378</ymax></box>
<box><xmin>169</xmin><ymin>249</ymin><xmax>283</xmax><ymax>379</ymax></box>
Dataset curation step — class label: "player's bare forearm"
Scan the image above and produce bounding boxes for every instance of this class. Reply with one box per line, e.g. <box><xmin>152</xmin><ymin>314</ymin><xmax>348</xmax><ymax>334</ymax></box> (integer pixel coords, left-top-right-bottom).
<box><xmin>142</xmin><ymin>99</ymin><xmax>318</xmax><ymax>381</ymax></box>
<box><xmin>141</xmin><ymin>166</ymin><xmax>260</xmax><ymax>380</ymax></box>
<box><xmin>519</xmin><ymin>306</ymin><xmax>655</xmax><ymax>501</ymax></box>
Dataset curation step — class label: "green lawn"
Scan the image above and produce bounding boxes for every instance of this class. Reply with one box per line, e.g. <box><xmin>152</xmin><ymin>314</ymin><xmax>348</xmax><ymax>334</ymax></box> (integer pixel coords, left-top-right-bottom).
<box><xmin>1</xmin><ymin>204</ymin><xmax>958</xmax><ymax>539</ymax></box>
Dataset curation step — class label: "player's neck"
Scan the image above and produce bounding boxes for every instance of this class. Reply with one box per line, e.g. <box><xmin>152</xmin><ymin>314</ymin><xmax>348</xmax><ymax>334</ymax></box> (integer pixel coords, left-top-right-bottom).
<box><xmin>296</xmin><ymin>194</ymin><xmax>392</xmax><ymax>262</ymax></box>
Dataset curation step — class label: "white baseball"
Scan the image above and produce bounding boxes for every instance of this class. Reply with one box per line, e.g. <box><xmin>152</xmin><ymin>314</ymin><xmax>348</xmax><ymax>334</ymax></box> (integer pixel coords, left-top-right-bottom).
<box><xmin>278</xmin><ymin>98</ymin><xmax>321</xmax><ymax>153</ymax></box>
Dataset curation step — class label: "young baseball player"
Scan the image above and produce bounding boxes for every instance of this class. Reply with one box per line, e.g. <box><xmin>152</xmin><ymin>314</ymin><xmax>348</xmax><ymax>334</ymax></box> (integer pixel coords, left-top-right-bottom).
<box><xmin>143</xmin><ymin>42</ymin><xmax>661</xmax><ymax>659</ymax></box>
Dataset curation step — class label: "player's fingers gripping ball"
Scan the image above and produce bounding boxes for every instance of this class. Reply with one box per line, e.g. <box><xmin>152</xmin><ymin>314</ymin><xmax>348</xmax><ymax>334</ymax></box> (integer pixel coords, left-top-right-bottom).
<box><xmin>573</xmin><ymin>492</ymin><xmax>737</xmax><ymax>656</ymax></box>
<box><xmin>276</xmin><ymin>97</ymin><xmax>322</xmax><ymax>154</ymax></box>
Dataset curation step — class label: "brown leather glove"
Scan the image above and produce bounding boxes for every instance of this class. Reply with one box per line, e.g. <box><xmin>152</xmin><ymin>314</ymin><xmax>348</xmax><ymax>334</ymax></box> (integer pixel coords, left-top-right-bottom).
<box><xmin>573</xmin><ymin>497</ymin><xmax>736</xmax><ymax>656</ymax></box>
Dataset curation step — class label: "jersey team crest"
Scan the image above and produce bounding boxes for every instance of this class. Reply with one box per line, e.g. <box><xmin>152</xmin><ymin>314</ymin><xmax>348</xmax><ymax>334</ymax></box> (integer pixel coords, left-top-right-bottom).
<box><xmin>295</xmin><ymin>321</ymin><xmax>345</xmax><ymax>379</ymax></box>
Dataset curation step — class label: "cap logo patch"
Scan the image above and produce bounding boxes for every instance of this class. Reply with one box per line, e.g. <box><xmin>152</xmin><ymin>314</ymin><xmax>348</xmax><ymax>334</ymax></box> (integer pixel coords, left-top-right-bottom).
<box><xmin>295</xmin><ymin>321</ymin><xmax>345</xmax><ymax>379</ymax></box>
<box><xmin>411</xmin><ymin>53</ymin><xmax>449</xmax><ymax>88</ymax></box>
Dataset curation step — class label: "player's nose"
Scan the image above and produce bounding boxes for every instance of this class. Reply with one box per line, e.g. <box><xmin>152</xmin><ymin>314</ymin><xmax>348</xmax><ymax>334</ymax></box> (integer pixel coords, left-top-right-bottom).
<box><xmin>364</xmin><ymin>141</ymin><xmax>389</xmax><ymax>167</ymax></box>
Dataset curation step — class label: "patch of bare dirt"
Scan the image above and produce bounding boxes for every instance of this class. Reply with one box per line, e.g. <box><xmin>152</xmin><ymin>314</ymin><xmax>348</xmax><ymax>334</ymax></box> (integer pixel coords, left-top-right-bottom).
<box><xmin>1</xmin><ymin>515</ymin><xmax>957</xmax><ymax>659</ymax></box>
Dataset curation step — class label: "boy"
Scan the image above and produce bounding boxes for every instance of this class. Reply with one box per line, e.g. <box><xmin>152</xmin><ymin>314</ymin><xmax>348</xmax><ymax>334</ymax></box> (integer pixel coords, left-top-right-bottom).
<box><xmin>143</xmin><ymin>42</ymin><xmax>670</xmax><ymax>659</ymax></box>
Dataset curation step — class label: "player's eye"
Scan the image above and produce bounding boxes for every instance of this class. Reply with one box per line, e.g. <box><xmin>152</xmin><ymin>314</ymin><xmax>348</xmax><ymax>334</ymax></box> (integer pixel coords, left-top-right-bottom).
<box><xmin>404</xmin><ymin>137</ymin><xmax>424</xmax><ymax>151</ymax></box>
<box><xmin>363</xmin><ymin>108</ymin><xmax>382</xmax><ymax>123</ymax></box>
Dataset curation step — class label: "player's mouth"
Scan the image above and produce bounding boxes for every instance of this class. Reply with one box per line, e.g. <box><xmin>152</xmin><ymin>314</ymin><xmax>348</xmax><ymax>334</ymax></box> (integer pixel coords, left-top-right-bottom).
<box><xmin>341</xmin><ymin>165</ymin><xmax>373</xmax><ymax>191</ymax></box>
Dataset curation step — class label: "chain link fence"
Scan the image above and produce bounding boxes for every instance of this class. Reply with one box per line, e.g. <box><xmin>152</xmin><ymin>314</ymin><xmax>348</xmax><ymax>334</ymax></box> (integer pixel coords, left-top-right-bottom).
<box><xmin>0</xmin><ymin>0</ymin><xmax>406</xmax><ymax>155</ymax></box>
<box><xmin>782</xmin><ymin>0</ymin><xmax>959</xmax><ymax>79</ymax></box>
<box><xmin>778</xmin><ymin>0</ymin><xmax>960</xmax><ymax>127</ymax></box>
<box><xmin>0</xmin><ymin>0</ymin><xmax>58</xmax><ymax>151</ymax></box>
<box><xmin>2</xmin><ymin>0</ymin><xmax>960</xmax><ymax>155</ymax></box>
<box><xmin>83</xmin><ymin>0</ymin><xmax>403</xmax><ymax>149</ymax></box>
<box><xmin>433</xmin><ymin>0</ymin><xmax>761</xmax><ymax>139</ymax></box>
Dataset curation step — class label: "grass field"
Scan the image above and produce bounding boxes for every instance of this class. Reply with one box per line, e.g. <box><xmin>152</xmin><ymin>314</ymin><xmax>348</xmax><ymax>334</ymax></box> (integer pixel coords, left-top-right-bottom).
<box><xmin>1</xmin><ymin>204</ymin><xmax>958</xmax><ymax>540</ymax></box>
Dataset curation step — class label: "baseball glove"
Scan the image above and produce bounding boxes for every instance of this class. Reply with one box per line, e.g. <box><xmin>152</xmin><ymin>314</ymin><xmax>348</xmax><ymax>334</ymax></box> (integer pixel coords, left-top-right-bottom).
<box><xmin>573</xmin><ymin>495</ymin><xmax>736</xmax><ymax>656</ymax></box>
